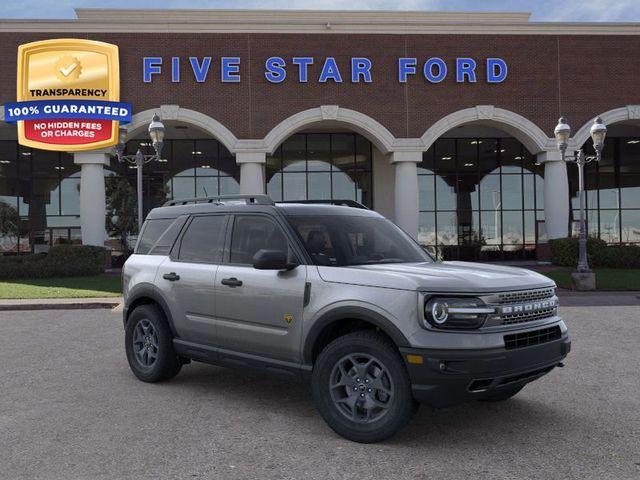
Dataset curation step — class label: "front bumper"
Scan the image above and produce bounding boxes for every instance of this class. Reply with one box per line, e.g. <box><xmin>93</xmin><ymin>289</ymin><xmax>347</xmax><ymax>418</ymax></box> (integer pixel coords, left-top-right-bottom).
<box><xmin>400</xmin><ymin>333</ymin><xmax>571</xmax><ymax>408</ymax></box>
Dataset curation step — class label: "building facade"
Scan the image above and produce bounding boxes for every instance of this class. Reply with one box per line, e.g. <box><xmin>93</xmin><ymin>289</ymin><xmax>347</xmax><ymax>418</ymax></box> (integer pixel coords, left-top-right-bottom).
<box><xmin>0</xmin><ymin>9</ymin><xmax>640</xmax><ymax>260</ymax></box>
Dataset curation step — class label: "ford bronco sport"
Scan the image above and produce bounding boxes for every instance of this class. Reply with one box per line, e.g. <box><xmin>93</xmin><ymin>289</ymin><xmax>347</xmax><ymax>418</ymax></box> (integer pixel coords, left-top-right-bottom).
<box><xmin>122</xmin><ymin>195</ymin><xmax>570</xmax><ymax>443</ymax></box>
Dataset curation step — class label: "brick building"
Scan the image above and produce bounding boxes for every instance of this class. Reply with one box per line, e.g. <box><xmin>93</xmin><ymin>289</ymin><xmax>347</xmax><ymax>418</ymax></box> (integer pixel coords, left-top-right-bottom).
<box><xmin>0</xmin><ymin>9</ymin><xmax>639</xmax><ymax>260</ymax></box>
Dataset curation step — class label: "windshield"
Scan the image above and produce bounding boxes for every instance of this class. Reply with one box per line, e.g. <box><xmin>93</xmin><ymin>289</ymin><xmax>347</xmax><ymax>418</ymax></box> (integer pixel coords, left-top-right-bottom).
<box><xmin>286</xmin><ymin>215</ymin><xmax>433</xmax><ymax>266</ymax></box>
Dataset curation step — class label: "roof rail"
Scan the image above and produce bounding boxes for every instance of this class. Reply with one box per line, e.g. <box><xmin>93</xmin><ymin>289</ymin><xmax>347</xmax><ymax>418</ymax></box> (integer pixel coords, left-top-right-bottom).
<box><xmin>277</xmin><ymin>199</ymin><xmax>369</xmax><ymax>210</ymax></box>
<box><xmin>163</xmin><ymin>194</ymin><xmax>275</xmax><ymax>207</ymax></box>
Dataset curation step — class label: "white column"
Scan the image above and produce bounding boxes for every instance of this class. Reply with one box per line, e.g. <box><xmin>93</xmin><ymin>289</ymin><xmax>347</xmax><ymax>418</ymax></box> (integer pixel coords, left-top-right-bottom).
<box><xmin>74</xmin><ymin>151</ymin><xmax>110</xmax><ymax>246</ymax></box>
<box><xmin>391</xmin><ymin>151</ymin><xmax>421</xmax><ymax>239</ymax></box>
<box><xmin>538</xmin><ymin>151</ymin><xmax>569</xmax><ymax>239</ymax></box>
<box><xmin>237</xmin><ymin>152</ymin><xmax>266</xmax><ymax>195</ymax></box>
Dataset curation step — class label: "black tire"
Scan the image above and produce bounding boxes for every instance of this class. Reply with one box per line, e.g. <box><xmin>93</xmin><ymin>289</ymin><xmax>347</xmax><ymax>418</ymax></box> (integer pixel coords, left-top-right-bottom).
<box><xmin>125</xmin><ymin>304</ymin><xmax>182</xmax><ymax>382</ymax></box>
<box><xmin>312</xmin><ymin>331</ymin><xmax>418</xmax><ymax>443</ymax></box>
<box><xmin>479</xmin><ymin>385</ymin><xmax>524</xmax><ymax>402</ymax></box>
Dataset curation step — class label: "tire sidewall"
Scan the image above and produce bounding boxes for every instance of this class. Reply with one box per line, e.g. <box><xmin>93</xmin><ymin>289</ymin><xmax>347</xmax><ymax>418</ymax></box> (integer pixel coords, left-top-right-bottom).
<box><xmin>312</xmin><ymin>332</ymin><xmax>416</xmax><ymax>443</ymax></box>
<box><xmin>125</xmin><ymin>304</ymin><xmax>180</xmax><ymax>382</ymax></box>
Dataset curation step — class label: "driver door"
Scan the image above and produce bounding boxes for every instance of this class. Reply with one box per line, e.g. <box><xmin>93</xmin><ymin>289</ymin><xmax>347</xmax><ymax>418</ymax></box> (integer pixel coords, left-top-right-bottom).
<box><xmin>214</xmin><ymin>214</ymin><xmax>307</xmax><ymax>363</ymax></box>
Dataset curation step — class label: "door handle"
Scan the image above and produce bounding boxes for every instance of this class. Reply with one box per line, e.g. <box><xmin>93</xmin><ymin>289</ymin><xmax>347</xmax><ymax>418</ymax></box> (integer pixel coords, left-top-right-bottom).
<box><xmin>162</xmin><ymin>272</ymin><xmax>180</xmax><ymax>281</ymax></box>
<box><xmin>221</xmin><ymin>277</ymin><xmax>243</xmax><ymax>288</ymax></box>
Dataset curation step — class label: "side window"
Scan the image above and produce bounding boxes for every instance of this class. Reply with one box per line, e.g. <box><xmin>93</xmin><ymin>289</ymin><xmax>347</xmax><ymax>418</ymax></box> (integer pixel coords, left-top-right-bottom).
<box><xmin>229</xmin><ymin>215</ymin><xmax>289</xmax><ymax>265</ymax></box>
<box><xmin>294</xmin><ymin>223</ymin><xmax>336</xmax><ymax>266</ymax></box>
<box><xmin>136</xmin><ymin>218</ymin><xmax>174</xmax><ymax>255</ymax></box>
<box><xmin>178</xmin><ymin>215</ymin><xmax>227</xmax><ymax>263</ymax></box>
<box><xmin>148</xmin><ymin>216</ymin><xmax>188</xmax><ymax>255</ymax></box>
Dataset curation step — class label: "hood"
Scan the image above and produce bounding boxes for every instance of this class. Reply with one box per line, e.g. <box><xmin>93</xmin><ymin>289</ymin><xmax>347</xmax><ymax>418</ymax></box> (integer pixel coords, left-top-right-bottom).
<box><xmin>316</xmin><ymin>261</ymin><xmax>555</xmax><ymax>293</ymax></box>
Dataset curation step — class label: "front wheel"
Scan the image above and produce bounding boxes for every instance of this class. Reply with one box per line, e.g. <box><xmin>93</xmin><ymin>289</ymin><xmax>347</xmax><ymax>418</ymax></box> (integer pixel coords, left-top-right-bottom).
<box><xmin>312</xmin><ymin>331</ymin><xmax>418</xmax><ymax>443</ymax></box>
<box><xmin>125</xmin><ymin>304</ymin><xmax>182</xmax><ymax>382</ymax></box>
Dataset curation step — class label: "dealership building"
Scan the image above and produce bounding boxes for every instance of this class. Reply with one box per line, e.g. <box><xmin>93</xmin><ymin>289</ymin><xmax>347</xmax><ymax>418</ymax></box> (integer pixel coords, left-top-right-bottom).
<box><xmin>1</xmin><ymin>8</ymin><xmax>640</xmax><ymax>260</ymax></box>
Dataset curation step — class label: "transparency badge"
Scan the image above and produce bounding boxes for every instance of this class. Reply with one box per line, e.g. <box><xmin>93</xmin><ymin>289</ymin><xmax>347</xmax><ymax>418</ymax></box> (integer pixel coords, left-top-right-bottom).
<box><xmin>4</xmin><ymin>39</ymin><xmax>132</xmax><ymax>151</ymax></box>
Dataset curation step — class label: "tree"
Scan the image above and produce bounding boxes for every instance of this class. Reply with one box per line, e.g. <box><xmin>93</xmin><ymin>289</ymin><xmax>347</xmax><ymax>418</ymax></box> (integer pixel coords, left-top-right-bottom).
<box><xmin>0</xmin><ymin>201</ymin><xmax>20</xmax><ymax>252</ymax></box>
<box><xmin>105</xmin><ymin>176</ymin><xmax>138</xmax><ymax>253</ymax></box>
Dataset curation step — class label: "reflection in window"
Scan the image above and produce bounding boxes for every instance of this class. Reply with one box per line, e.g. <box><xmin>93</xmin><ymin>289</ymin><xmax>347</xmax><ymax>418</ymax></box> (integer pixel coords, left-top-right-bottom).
<box><xmin>418</xmin><ymin>138</ymin><xmax>543</xmax><ymax>260</ymax></box>
<box><xmin>569</xmin><ymin>137</ymin><xmax>640</xmax><ymax>245</ymax></box>
<box><xmin>266</xmin><ymin>133</ymin><xmax>373</xmax><ymax>207</ymax></box>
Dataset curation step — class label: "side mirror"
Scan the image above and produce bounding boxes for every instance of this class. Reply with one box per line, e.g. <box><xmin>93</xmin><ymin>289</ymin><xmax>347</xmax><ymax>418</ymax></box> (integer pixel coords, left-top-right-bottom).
<box><xmin>252</xmin><ymin>249</ymin><xmax>298</xmax><ymax>271</ymax></box>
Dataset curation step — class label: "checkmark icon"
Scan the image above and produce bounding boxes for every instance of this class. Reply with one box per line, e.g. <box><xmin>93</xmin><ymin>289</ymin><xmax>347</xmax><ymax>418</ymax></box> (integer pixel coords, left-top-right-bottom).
<box><xmin>59</xmin><ymin>62</ymin><xmax>78</xmax><ymax>77</ymax></box>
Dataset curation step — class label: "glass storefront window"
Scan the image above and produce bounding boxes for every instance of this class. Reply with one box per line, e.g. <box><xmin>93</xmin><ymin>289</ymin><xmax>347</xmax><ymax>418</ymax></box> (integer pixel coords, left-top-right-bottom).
<box><xmin>419</xmin><ymin>137</ymin><xmax>542</xmax><ymax>260</ymax></box>
<box><xmin>266</xmin><ymin>133</ymin><xmax>373</xmax><ymax>207</ymax></box>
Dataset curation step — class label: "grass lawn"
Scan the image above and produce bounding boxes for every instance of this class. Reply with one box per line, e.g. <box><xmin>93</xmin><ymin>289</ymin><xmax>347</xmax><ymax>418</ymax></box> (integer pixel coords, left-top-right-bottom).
<box><xmin>0</xmin><ymin>275</ymin><xmax>122</xmax><ymax>299</ymax></box>
<box><xmin>543</xmin><ymin>268</ymin><xmax>640</xmax><ymax>291</ymax></box>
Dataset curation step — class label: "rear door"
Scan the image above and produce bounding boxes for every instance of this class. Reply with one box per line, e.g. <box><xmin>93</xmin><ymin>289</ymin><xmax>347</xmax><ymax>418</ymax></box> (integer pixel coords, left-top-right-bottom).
<box><xmin>157</xmin><ymin>214</ymin><xmax>228</xmax><ymax>345</ymax></box>
<box><xmin>214</xmin><ymin>213</ymin><xmax>307</xmax><ymax>362</ymax></box>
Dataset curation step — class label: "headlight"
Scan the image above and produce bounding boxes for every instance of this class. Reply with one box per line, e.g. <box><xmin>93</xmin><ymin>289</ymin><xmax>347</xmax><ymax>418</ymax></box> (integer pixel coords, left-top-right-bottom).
<box><xmin>424</xmin><ymin>297</ymin><xmax>495</xmax><ymax>330</ymax></box>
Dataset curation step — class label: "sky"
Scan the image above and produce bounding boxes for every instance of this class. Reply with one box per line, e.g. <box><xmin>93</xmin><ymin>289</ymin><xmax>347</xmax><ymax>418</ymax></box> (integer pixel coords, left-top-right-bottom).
<box><xmin>1</xmin><ymin>0</ymin><xmax>639</xmax><ymax>22</ymax></box>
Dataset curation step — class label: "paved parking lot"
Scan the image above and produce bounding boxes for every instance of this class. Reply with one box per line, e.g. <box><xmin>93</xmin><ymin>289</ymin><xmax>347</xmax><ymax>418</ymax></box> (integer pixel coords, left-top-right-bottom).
<box><xmin>1</xmin><ymin>306</ymin><xmax>639</xmax><ymax>480</ymax></box>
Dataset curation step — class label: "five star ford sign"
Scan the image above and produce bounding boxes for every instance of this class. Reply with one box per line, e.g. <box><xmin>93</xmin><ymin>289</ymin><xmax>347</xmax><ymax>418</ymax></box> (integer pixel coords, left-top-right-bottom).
<box><xmin>3</xmin><ymin>39</ymin><xmax>132</xmax><ymax>152</ymax></box>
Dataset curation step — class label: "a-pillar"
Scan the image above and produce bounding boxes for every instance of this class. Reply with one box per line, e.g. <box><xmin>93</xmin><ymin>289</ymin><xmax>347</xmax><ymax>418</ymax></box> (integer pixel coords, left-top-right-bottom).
<box><xmin>391</xmin><ymin>151</ymin><xmax>421</xmax><ymax>239</ymax></box>
<box><xmin>538</xmin><ymin>151</ymin><xmax>569</xmax><ymax>239</ymax></box>
<box><xmin>237</xmin><ymin>152</ymin><xmax>266</xmax><ymax>195</ymax></box>
<box><xmin>73</xmin><ymin>150</ymin><xmax>110</xmax><ymax>246</ymax></box>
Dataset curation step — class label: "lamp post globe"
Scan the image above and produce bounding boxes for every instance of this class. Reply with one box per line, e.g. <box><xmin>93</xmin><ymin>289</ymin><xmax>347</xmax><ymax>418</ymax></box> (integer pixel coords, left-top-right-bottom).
<box><xmin>148</xmin><ymin>113</ymin><xmax>165</xmax><ymax>158</ymax></box>
<box><xmin>590</xmin><ymin>116</ymin><xmax>607</xmax><ymax>154</ymax></box>
<box><xmin>554</xmin><ymin>117</ymin><xmax>571</xmax><ymax>155</ymax></box>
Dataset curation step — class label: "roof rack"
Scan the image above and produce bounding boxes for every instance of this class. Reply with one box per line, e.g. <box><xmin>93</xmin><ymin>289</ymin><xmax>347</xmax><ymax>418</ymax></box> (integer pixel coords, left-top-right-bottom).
<box><xmin>278</xmin><ymin>199</ymin><xmax>369</xmax><ymax>210</ymax></box>
<box><xmin>163</xmin><ymin>194</ymin><xmax>275</xmax><ymax>207</ymax></box>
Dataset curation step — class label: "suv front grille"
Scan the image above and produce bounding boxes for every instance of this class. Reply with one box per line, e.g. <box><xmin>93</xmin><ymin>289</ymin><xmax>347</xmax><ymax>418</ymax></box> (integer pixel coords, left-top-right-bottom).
<box><xmin>496</xmin><ymin>287</ymin><xmax>555</xmax><ymax>304</ymax></box>
<box><xmin>504</xmin><ymin>326</ymin><xmax>561</xmax><ymax>350</ymax></box>
<box><xmin>487</xmin><ymin>287</ymin><xmax>558</xmax><ymax>326</ymax></box>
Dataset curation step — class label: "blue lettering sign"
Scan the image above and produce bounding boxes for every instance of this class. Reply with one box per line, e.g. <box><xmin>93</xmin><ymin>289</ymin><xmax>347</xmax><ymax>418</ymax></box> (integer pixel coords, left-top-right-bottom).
<box><xmin>189</xmin><ymin>57</ymin><xmax>211</xmax><ymax>83</ymax></box>
<box><xmin>265</xmin><ymin>56</ymin><xmax>287</xmax><ymax>83</ymax></box>
<box><xmin>424</xmin><ymin>58</ymin><xmax>447</xmax><ymax>83</ymax></box>
<box><xmin>171</xmin><ymin>57</ymin><xmax>180</xmax><ymax>83</ymax></box>
<box><xmin>143</xmin><ymin>57</ymin><xmax>162</xmax><ymax>83</ymax></box>
<box><xmin>319</xmin><ymin>57</ymin><xmax>342</xmax><ymax>83</ymax></box>
<box><xmin>221</xmin><ymin>57</ymin><xmax>241</xmax><ymax>83</ymax></box>
<box><xmin>456</xmin><ymin>58</ymin><xmax>477</xmax><ymax>83</ymax></box>
<box><xmin>487</xmin><ymin>58</ymin><xmax>508</xmax><ymax>83</ymax></box>
<box><xmin>292</xmin><ymin>57</ymin><xmax>314</xmax><ymax>82</ymax></box>
<box><xmin>351</xmin><ymin>58</ymin><xmax>372</xmax><ymax>83</ymax></box>
<box><xmin>398</xmin><ymin>58</ymin><xmax>417</xmax><ymax>83</ymax></box>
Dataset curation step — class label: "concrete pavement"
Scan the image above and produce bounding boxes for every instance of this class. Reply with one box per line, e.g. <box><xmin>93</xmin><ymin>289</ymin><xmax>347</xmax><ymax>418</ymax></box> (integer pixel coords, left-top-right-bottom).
<box><xmin>0</xmin><ymin>307</ymin><xmax>639</xmax><ymax>480</ymax></box>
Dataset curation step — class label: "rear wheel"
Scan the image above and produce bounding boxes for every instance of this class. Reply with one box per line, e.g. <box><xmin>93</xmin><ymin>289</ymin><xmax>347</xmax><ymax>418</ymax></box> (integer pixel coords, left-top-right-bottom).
<box><xmin>479</xmin><ymin>385</ymin><xmax>524</xmax><ymax>402</ymax></box>
<box><xmin>125</xmin><ymin>304</ymin><xmax>182</xmax><ymax>382</ymax></box>
<box><xmin>312</xmin><ymin>331</ymin><xmax>417</xmax><ymax>443</ymax></box>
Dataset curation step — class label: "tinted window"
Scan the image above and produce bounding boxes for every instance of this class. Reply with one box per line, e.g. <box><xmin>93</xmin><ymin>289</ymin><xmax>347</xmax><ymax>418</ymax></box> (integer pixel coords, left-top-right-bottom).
<box><xmin>148</xmin><ymin>216</ymin><xmax>188</xmax><ymax>255</ymax></box>
<box><xmin>287</xmin><ymin>215</ymin><xmax>432</xmax><ymax>266</ymax></box>
<box><xmin>230</xmin><ymin>216</ymin><xmax>289</xmax><ymax>264</ymax></box>
<box><xmin>136</xmin><ymin>218</ymin><xmax>174</xmax><ymax>254</ymax></box>
<box><xmin>178</xmin><ymin>215</ymin><xmax>227</xmax><ymax>263</ymax></box>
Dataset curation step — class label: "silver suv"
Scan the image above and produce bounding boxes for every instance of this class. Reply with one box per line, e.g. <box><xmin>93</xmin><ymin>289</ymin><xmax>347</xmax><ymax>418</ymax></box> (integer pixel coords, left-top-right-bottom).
<box><xmin>122</xmin><ymin>195</ymin><xmax>570</xmax><ymax>443</ymax></box>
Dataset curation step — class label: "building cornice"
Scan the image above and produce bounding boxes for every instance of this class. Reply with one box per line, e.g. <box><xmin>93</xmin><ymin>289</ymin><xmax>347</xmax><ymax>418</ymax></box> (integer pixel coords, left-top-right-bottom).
<box><xmin>0</xmin><ymin>9</ymin><xmax>639</xmax><ymax>35</ymax></box>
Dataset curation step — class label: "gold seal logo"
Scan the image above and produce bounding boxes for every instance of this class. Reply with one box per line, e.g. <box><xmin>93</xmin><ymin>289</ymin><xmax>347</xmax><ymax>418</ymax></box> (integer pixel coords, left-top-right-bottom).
<box><xmin>54</xmin><ymin>55</ymin><xmax>82</xmax><ymax>82</ymax></box>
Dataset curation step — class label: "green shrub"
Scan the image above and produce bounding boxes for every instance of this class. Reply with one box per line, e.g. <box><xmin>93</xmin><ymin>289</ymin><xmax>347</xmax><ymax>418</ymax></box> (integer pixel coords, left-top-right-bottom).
<box><xmin>0</xmin><ymin>245</ymin><xmax>106</xmax><ymax>279</ymax></box>
<box><xmin>550</xmin><ymin>237</ymin><xmax>640</xmax><ymax>268</ymax></box>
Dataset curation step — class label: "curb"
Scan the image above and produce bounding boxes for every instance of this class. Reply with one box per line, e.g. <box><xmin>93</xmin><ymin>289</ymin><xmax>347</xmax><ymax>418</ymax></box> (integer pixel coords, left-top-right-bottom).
<box><xmin>0</xmin><ymin>298</ymin><xmax>122</xmax><ymax>312</ymax></box>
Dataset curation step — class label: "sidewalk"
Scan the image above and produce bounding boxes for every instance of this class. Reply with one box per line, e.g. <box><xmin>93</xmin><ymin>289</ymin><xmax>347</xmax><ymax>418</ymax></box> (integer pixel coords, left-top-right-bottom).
<box><xmin>0</xmin><ymin>297</ymin><xmax>123</xmax><ymax>311</ymax></box>
<box><xmin>556</xmin><ymin>290</ymin><xmax>640</xmax><ymax>307</ymax></box>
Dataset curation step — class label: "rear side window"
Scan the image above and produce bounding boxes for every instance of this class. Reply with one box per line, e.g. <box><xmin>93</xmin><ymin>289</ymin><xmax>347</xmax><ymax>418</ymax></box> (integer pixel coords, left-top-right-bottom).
<box><xmin>178</xmin><ymin>215</ymin><xmax>227</xmax><ymax>263</ymax></box>
<box><xmin>148</xmin><ymin>216</ymin><xmax>188</xmax><ymax>255</ymax></box>
<box><xmin>136</xmin><ymin>218</ymin><xmax>174</xmax><ymax>255</ymax></box>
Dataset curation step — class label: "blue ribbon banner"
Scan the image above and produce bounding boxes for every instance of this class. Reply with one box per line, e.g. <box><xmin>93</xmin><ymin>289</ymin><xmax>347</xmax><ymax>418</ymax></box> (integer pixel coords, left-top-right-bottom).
<box><xmin>4</xmin><ymin>100</ymin><xmax>132</xmax><ymax>124</ymax></box>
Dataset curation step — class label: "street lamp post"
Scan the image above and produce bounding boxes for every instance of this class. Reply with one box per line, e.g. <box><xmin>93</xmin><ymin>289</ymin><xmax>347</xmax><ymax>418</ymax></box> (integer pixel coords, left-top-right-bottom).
<box><xmin>113</xmin><ymin>114</ymin><xmax>166</xmax><ymax>233</ymax></box>
<box><xmin>553</xmin><ymin>116</ymin><xmax>607</xmax><ymax>275</ymax></box>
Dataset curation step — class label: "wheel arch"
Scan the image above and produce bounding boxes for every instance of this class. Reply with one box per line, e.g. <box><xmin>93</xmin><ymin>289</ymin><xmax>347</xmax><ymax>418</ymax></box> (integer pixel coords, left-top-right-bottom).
<box><xmin>124</xmin><ymin>284</ymin><xmax>177</xmax><ymax>337</ymax></box>
<box><xmin>303</xmin><ymin>306</ymin><xmax>410</xmax><ymax>365</ymax></box>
